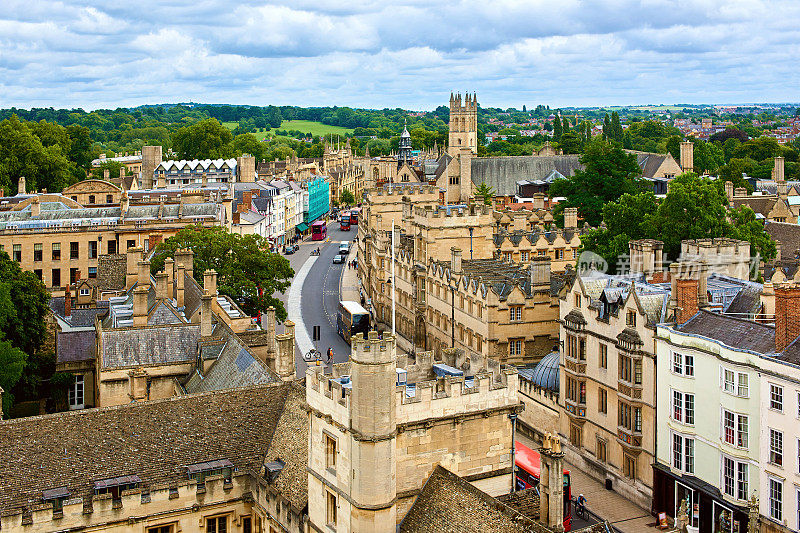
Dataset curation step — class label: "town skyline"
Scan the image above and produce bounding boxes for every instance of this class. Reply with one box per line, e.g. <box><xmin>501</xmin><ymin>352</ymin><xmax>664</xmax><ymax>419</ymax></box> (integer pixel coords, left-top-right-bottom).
<box><xmin>2</xmin><ymin>1</ymin><xmax>800</xmax><ymax>110</ymax></box>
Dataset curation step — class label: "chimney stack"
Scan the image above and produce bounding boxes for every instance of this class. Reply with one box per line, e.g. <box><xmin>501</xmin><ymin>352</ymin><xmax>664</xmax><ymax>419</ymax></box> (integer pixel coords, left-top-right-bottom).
<box><xmin>275</xmin><ymin>320</ymin><xmax>296</xmax><ymax>380</ymax></box>
<box><xmin>203</xmin><ymin>269</ymin><xmax>218</xmax><ymax>297</ymax></box>
<box><xmin>450</xmin><ymin>247</ymin><xmax>462</xmax><ymax>273</ymax></box>
<box><xmin>133</xmin><ymin>287</ymin><xmax>149</xmax><ymax>326</ymax></box>
<box><xmin>155</xmin><ymin>272</ymin><xmax>168</xmax><ymax>300</ymax></box>
<box><xmin>532</xmin><ymin>192</ymin><xmax>545</xmax><ymax>210</ymax></box>
<box><xmin>176</xmin><ymin>263</ymin><xmax>185</xmax><ymax>309</ymax></box>
<box><xmin>138</xmin><ymin>260</ymin><xmax>151</xmax><ymax>289</ymax></box>
<box><xmin>120</xmin><ymin>167</ymin><xmax>125</xmax><ymax>178</ymax></box>
<box><xmin>125</xmin><ymin>247</ymin><xmax>143</xmax><ymax>290</ymax></box>
<box><xmin>30</xmin><ymin>196</ymin><xmax>40</xmax><ymax>217</ymax></box>
<box><xmin>724</xmin><ymin>181</ymin><xmax>734</xmax><ymax>201</ymax></box>
<box><xmin>18</xmin><ymin>176</ymin><xmax>26</xmax><ymax>195</ymax></box>
<box><xmin>64</xmin><ymin>285</ymin><xmax>71</xmax><ymax>317</ymax></box>
<box><xmin>120</xmin><ymin>191</ymin><xmax>129</xmax><ymax>215</ymax></box>
<box><xmin>531</xmin><ymin>256</ymin><xmax>552</xmax><ymax>288</ymax></box>
<box><xmin>775</xmin><ymin>285</ymin><xmax>800</xmax><ymax>352</ymax></box>
<box><xmin>164</xmin><ymin>258</ymin><xmax>174</xmax><ymax>300</ymax></box>
<box><xmin>200</xmin><ymin>294</ymin><xmax>213</xmax><ymax>337</ymax></box>
<box><xmin>563</xmin><ymin>207</ymin><xmax>578</xmax><ymax>230</ymax></box>
<box><xmin>680</xmin><ymin>142</ymin><xmax>694</xmax><ymax>174</ymax></box>
<box><xmin>266</xmin><ymin>306</ymin><xmax>277</xmax><ymax>360</ymax></box>
<box><xmin>675</xmin><ymin>277</ymin><xmax>700</xmax><ymax>324</ymax></box>
<box><xmin>775</xmin><ymin>156</ymin><xmax>786</xmax><ymax>183</ymax></box>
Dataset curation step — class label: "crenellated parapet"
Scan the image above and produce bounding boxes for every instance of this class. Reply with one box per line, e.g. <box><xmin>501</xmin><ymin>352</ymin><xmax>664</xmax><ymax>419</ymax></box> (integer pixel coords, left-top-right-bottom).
<box><xmin>0</xmin><ymin>472</ymin><xmax>253</xmax><ymax>532</ymax></box>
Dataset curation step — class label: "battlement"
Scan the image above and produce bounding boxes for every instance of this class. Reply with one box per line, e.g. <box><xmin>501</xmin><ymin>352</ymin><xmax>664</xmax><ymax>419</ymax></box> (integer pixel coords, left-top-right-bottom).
<box><xmin>681</xmin><ymin>237</ymin><xmax>750</xmax><ymax>259</ymax></box>
<box><xmin>0</xmin><ymin>471</ymin><xmax>251</xmax><ymax>531</ymax></box>
<box><xmin>370</xmin><ymin>184</ymin><xmax>438</xmax><ymax>198</ymax></box>
<box><xmin>450</xmin><ymin>92</ymin><xmax>479</xmax><ymax>112</ymax></box>
<box><xmin>412</xmin><ymin>203</ymin><xmax>491</xmax><ymax>219</ymax></box>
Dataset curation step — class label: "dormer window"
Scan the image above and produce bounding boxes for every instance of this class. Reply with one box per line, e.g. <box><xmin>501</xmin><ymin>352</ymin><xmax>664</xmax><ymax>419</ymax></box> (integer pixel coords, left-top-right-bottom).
<box><xmin>42</xmin><ymin>486</ymin><xmax>70</xmax><ymax>513</ymax></box>
<box><xmin>186</xmin><ymin>459</ymin><xmax>233</xmax><ymax>484</ymax></box>
<box><xmin>626</xmin><ymin>310</ymin><xmax>636</xmax><ymax>326</ymax></box>
<box><xmin>94</xmin><ymin>475</ymin><xmax>141</xmax><ymax>501</ymax></box>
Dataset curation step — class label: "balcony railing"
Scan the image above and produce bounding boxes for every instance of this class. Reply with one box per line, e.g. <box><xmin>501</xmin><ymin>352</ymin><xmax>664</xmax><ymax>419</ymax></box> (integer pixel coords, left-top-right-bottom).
<box><xmin>617</xmin><ymin>426</ymin><xmax>643</xmax><ymax>451</ymax></box>
<box><xmin>564</xmin><ymin>399</ymin><xmax>587</xmax><ymax>419</ymax></box>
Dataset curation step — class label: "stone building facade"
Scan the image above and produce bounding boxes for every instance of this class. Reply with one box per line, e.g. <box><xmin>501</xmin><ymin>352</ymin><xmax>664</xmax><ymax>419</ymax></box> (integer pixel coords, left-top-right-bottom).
<box><xmin>305</xmin><ymin>332</ymin><xmax>521</xmax><ymax>532</ymax></box>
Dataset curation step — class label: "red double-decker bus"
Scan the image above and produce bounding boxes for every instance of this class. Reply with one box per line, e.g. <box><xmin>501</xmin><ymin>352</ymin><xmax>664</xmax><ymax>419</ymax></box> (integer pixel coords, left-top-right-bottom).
<box><xmin>515</xmin><ymin>440</ymin><xmax>572</xmax><ymax>531</ymax></box>
<box><xmin>311</xmin><ymin>220</ymin><xmax>327</xmax><ymax>241</ymax></box>
<box><xmin>340</xmin><ymin>211</ymin><xmax>351</xmax><ymax>230</ymax></box>
<box><xmin>349</xmin><ymin>207</ymin><xmax>360</xmax><ymax>225</ymax></box>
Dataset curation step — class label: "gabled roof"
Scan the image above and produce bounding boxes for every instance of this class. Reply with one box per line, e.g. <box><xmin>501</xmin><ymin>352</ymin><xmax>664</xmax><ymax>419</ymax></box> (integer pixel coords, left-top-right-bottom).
<box><xmin>400</xmin><ymin>466</ymin><xmax>538</xmax><ymax>532</ymax></box>
<box><xmin>470</xmin><ymin>155</ymin><xmax>583</xmax><ymax>196</ymax></box>
<box><xmin>184</xmin><ymin>335</ymin><xmax>278</xmax><ymax>394</ymax></box>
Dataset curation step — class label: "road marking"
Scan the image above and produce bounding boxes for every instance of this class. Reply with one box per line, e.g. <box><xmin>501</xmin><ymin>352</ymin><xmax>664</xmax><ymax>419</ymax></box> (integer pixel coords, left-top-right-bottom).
<box><xmin>288</xmin><ymin>255</ymin><xmax>318</xmax><ymax>357</ymax></box>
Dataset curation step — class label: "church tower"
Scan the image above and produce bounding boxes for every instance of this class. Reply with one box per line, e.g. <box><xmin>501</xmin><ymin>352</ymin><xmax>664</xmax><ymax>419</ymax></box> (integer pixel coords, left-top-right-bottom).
<box><xmin>398</xmin><ymin>121</ymin><xmax>413</xmax><ymax>169</ymax></box>
<box><xmin>448</xmin><ymin>92</ymin><xmax>478</xmax><ymax>156</ymax></box>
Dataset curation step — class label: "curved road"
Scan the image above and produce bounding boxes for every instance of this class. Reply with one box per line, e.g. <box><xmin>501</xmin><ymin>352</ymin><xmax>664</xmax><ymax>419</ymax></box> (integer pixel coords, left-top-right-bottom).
<box><xmin>285</xmin><ymin>223</ymin><xmax>355</xmax><ymax>375</ymax></box>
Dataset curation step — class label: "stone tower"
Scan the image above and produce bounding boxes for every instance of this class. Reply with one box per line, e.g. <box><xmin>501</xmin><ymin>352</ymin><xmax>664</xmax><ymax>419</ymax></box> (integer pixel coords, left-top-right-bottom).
<box><xmin>679</xmin><ymin>142</ymin><xmax>693</xmax><ymax>174</ymax></box>
<box><xmin>398</xmin><ymin>122</ymin><xmax>413</xmax><ymax>169</ymax></box>
<box><xmin>236</xmin><ymin>153</ymin><xmax>256</xmax><ymax>183</ymax></box>
<box><xmin>349</xmin><ymin>332</ymin><xmax>398</xmax><ymax>531</ymax></box>
<box><xmin>141</xmin><ymin>145</ymin><xmax>163</xmax><ymax>190</ymax></box>
<box><xmin>448</xmin><ymin>92</ymin><xmax>478</xmax><ymax>156</ymax></box>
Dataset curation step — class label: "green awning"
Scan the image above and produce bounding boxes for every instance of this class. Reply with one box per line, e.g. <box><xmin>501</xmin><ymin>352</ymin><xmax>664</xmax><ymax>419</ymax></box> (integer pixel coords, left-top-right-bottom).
<box><xmin>295</xmin><ymin>222</ymin><xmax>309</xmax><ymax>232</ymax></box>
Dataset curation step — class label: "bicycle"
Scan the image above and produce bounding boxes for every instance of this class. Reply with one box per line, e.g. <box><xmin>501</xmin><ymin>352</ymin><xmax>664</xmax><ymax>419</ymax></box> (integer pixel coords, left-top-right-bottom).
<box><xmin>573</xmin><ymin>495</ymin><xmax>588</xmax><ymax>521</ymax></box>
<box><xmin>303</xmin><ymin>348</ymin><xmax>323</xmax><ymax>364</ymax></box>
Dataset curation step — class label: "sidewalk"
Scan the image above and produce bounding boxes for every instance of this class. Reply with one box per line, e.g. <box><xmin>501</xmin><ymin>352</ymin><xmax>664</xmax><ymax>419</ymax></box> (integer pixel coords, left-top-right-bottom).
<box><xmin>517</xmin><ymin>434</ymin><xmax>657</xmax><ymax>533</ymax></box>
<box><xmin>339</xmin><ymin>244</ymin><xmax>360</xmax><ymax>302</ymax></box>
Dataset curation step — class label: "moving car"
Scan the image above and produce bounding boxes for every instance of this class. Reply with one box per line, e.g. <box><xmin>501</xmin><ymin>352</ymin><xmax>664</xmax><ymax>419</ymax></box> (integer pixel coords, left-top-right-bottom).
<box><xmin>333</xmin><ymin>254</ymin><xmax>345</xmax><ymax>264</ymax></box>
<box><xmin>338</xmin><ymin>242</ymin><xmax>350</xmax><ymax>255</ymax></box>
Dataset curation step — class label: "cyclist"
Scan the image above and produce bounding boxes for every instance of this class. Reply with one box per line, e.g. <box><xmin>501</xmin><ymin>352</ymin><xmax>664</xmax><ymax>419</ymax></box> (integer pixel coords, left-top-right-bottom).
<box><xmin>575</xmin><ymin>493</ymin><xmax>587</xmax><ymax>519</ymax></box>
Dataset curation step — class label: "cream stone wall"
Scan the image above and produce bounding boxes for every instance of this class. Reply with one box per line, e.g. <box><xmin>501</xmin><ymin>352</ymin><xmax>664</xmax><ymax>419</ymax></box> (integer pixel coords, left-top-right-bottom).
<box><xmin>0</xmin><ymin>473</ymin><xmax>266</xmax><ymax>533</ymax></box>
<box><xmin>96</xmin><ymin>362</ymin><xmax>194</xmax><ymax>407</ymax></box>
<box><xmin>558</xmin><ymin>280</ymin><xmax>657</xmax><ymax>509</ymax></box>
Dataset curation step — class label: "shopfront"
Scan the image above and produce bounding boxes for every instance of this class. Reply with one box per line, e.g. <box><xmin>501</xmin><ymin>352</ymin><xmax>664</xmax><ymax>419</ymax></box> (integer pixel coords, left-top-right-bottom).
<box><xmin>654</xmin><ymin>464</ymin><xmax>749</xmax><ymax>533</ymax></box>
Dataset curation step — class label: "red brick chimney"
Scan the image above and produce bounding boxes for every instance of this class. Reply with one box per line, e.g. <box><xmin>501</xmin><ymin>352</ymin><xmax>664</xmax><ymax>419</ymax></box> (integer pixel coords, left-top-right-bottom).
<box><xmin>675</xmin><ymin>278</ymin><xmax>700</xmax><ymax>324</ymax></box>
<box><xmin>63</xmin><ymin>285</ymin><xmax>71</xmax><ymax>317</ymax></box>
<box><xmin>775</xmin><ymin>286</ymin><xmax>800</xmax><ymax>352</ymax></box>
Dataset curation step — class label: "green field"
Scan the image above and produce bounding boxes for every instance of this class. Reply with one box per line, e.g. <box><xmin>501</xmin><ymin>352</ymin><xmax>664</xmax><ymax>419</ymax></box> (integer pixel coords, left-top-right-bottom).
<box><xmin>222</xmin><ymin>120</ymin><xmax>353</xmax><ymax>141</ymax></box>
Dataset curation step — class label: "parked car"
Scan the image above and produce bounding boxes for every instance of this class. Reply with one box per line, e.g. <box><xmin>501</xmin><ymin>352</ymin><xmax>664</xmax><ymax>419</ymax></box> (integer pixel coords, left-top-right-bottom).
<box><xmin>333</xmin><ymin>254</ymin><xmax>345</xmax><ymax>264</ymax></box>
<box><xmin>284</xmin><ymin>244</ymin><xmax>298</xmax><ymax>255</ymax></box>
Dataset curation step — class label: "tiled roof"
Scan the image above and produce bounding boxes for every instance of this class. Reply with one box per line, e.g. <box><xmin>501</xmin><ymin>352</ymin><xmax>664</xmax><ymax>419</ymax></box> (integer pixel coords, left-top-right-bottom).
<box><xmin>56</xmin><ymin>330</ymin><xmax>96</xmax><ymax>364</ymax></box>
<box><xmin>765</xmin><ymin>221</ymin><xmax>800</xmax><ymax>259</ymax></box>
<box><xmin>0</xmin><ymin>383</ymin><xmax>296</xmax><ymax>512</ymax></box>
<box><xmin>184</xmin><ymin>334</ymin><xmax>278</xmax><ymax>394</ymax></box>
<box><xmin>677</xmin><ymin>310</ymin><xmax>775</xmax><ymax>354</ymax></box>
<box><xmin>400</xmin><ymin>466</ymin><xmax>542</xmax><ymax>533</ymax></box>
<box><xmin>100</xmin><ymin>324</ymin><xmax>199</xmax><ymax>369</ymax></box>
<box><xmin>731</xmin><ymin>196</ymin><xmax>778</xmax><ymax>217</ymax></box>
<box><xmin>470</xmin><ymin>155</ymin><xmax>583</xmax><ymax>196</ymax></box>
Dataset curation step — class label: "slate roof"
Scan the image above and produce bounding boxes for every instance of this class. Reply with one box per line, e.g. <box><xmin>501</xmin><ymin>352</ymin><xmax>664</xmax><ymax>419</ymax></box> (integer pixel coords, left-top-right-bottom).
<box><xmin>626</xmin><ymin>151</ymin><xmax>670</xmax><ymax>179</ymax></box>
<box><xmin>184</xmin><ymin>335</ymin><xmax>278</xmax><ymax>394</ymax></box>
<box><xmin>49</xmin><ymin>298</ymin><xmax>109</xmax><ymax>326</ymax></box>
<box><xmin>56</xmin><ymin>330</ymin><xmax>96</xmax><ymax>364</ymax></box>
<box><xmin>470</xmin><ymin>155</ymin><xmax>583</xmax><ymax>197</ymax></box>
<box><xmin>766</xmin><ymin>221</ymin><xmax>800</xmax><ymax>259</ymax></box>
<box><xmin>100</xmin><ymin>324</ymin><xmax>200</xmax><ymax>369</ymax></box>
<box><xmin>400</xmin><ymin>466</ymin><xmax>541</xmax><ymax>533</ymax></box>
<box><xmin>677</xmin><ymin>310</ymin><xmax>775</xmax><ymax>354</ymax></box>
<box><xmin>0</xmin><ymin>382</ymin><xmax>302</xmax><ymax>512</ymax></box>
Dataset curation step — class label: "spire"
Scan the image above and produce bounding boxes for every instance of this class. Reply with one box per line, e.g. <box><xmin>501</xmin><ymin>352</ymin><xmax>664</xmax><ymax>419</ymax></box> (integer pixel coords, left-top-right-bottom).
<box><xmin>365</xmin><ymin>144</ymin><xmax>371</xmax><ymax>158</ymax></box>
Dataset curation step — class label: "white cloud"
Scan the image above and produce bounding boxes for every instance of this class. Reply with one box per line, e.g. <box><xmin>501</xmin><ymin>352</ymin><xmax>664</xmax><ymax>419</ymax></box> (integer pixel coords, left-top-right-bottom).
<box><xmin>0</xmin><ymin>0</ymin><xmax>798</xmax><ymax>109</ymax></box>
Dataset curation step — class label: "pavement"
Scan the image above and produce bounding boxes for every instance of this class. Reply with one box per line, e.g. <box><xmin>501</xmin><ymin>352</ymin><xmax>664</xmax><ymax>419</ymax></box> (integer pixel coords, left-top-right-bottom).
<box><xmin>516</xmin><ymin>434</ymin><xmax>657</xmax><ymax>533</ymax></box>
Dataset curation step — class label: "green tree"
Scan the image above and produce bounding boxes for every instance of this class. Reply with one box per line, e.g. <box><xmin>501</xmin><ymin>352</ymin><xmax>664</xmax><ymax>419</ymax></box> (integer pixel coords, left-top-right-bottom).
<box><xmin>549</xmin><ymin>138</ymin><xmax>643</xmax><ymax>227</ymax></box>
<box><xmin>553</xmin><ymin>115</ymin><xmax>563</xmax><ymax>141</ymax></box>
<box><xmin>579</xmin><ymin>174</ymin><xmax>776</xmax><ymax>272</ymax></box>
<box><xmin>610</xmin><ymin>112</ymin><xmax>623</xmax><ymax>143</ymax></box>
<box><xmin>171</xmin><ymin>118</ymin><xmax>233</xmax><ymax>160</ymax></box>
<box><xmin>666</xmin><ymin>135</ymin><xmax>682</xmax><ymax>163</ymax></box>
<box><xmin>0</xmin><ymin>338</ymin><xmax>27</xmax><ymax>417</ymax></box>
<box><xmin>0</xmin><ymin>115</ymin><xmax>72</xmax><ymax>193</ymax></box>
<box><xmin>232</xmin><ymin>133</ymin><xmax>266</xmax><ymax>161</ymax></box>
<box><xmin>340</xmin><ymin>189</ymin><xmax>355</xmax><ymax>206</ymax></box>
<box><xmin>150</xmin><ymin>225</ymin><xmax>294</xmax><ymax>321</ymax></box>
<box><xmin>474</xmin><ymin>182</ymin><xmax>496</xmax><ymax>205</ymax></box>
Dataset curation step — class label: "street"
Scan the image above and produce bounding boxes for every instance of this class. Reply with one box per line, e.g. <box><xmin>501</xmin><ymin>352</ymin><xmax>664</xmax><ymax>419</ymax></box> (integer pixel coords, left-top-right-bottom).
<box><xmin>279</xmin><ymin>221</ymin><xmax>357</xmax><ymax>376</ymax></box>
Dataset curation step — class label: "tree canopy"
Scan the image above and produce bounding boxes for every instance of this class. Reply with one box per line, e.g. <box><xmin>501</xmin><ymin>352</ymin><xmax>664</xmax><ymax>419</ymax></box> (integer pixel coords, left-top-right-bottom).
<box><xmin>549</xmin><ymin>138</ymin><xmax>644</xmax><ymax>227</ymax></box>
<box><xmin>150</xmin><ymin>225</ymin><xmax>294</xmax><ymax>321</ymax></box>
<box><xmin>474</xmin><ymin>182</ymin><xmax>496</xmax><ymax>205</ymax></box>
<box><xmin>579</xmin><ymin>173</ymin><xmax>776</xmax><ymax>274</ymax></box>
<box><xmin>339</xmin><ymin>189</ymin><xmax>355</xmax><ymax>206</ymax></box>
<box><xmin>172</xmin><ymin>118</ymin><xmax>234</xmax><ymax>160</ymax></box>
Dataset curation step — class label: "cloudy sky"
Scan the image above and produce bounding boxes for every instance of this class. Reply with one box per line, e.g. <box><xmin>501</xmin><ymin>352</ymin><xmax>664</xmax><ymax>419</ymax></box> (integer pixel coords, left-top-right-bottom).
<box><xmin>1</xmin><ymin>0</ymin><xmax>798</xmax><ymax>110</ymax></box>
